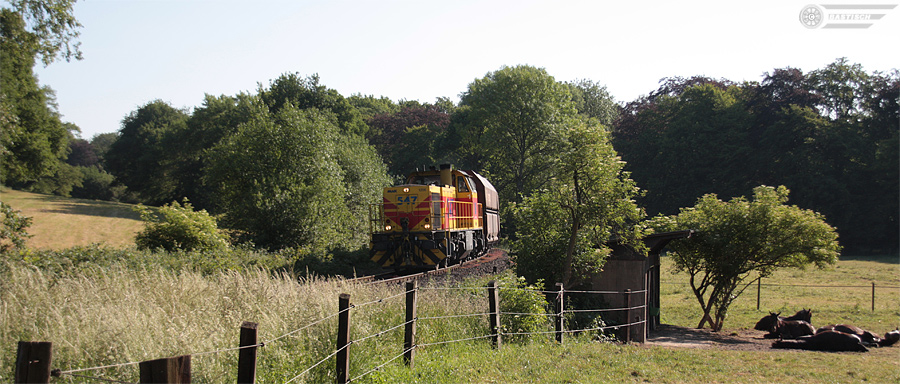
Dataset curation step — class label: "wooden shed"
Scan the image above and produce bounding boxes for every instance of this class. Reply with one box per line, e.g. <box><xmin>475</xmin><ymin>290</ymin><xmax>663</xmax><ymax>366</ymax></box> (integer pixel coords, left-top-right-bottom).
<box><xmin>589</xmin><ymin>230</ymin><xmax>693</xmax><ymax>342</ymax></box>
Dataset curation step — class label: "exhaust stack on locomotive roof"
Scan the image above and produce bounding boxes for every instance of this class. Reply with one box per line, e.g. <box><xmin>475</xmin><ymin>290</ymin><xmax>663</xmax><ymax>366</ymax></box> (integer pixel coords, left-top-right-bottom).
<box><xmin>440</xmin><ymin>164</ymin><xmax>453</xmax><ymax>187</ymax></box>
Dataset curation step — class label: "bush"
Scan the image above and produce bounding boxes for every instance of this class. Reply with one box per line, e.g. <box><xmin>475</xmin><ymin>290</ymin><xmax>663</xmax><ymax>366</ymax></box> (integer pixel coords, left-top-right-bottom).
<box><xmin>70</xmin><ymin>165</ymin><xmax>118</xmax><ymax>201</ymax></box>
<box><xmin>0</xmin><ymin>201</ymin><xmax>31</xmax><ymax>253</ymax></box>
<box><xmin>135</xmin><ymin>199</ymin><xmax>229</xmax><ymax>252</ymax></box>
<box><xmin>498</xmin><ymin>274</ymin><xmax>550</xmax><ymax>343</ymax></box>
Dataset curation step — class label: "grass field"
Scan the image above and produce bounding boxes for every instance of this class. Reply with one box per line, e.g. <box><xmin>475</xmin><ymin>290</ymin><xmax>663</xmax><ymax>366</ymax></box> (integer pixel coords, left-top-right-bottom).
<box><xmin>1</xmin><ymin>257</ymin><xmax>897</xmax><ymax>383</ymax></box>
<box><xmin>0</xmin><ymin>189</ymin><xmax>142</xmax><ymax>249</ymax></box>
<box><xmin>659</xmin><ymin>254</ymin><xmax>900</xmax><ymax>333</ymax></box>
<box><xmin>1</xmin><ymin>189</ymin><xmax>898</xmax><ymax>383</ymax></box>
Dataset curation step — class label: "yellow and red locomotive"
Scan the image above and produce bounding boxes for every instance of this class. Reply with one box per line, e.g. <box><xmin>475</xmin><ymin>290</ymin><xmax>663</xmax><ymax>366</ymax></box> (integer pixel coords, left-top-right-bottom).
<box><xmin>370</xmin><ymin>164</ymin><xmax>499</xmax><ymax>268</ymax></box>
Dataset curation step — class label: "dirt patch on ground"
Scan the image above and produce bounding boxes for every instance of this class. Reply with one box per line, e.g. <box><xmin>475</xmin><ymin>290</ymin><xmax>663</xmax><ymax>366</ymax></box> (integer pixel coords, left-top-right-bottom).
<box><xmin>646</xmin><ymin>324</ymin><xmax>782</xmax><ymax>351</ymax></box>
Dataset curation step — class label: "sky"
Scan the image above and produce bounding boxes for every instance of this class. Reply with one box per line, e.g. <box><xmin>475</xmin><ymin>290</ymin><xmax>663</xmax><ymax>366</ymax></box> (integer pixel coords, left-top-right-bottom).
<box><xmin>30</xmin><ymin>0</ymin><xmax>900</xmax><ymax>139</ymax></box>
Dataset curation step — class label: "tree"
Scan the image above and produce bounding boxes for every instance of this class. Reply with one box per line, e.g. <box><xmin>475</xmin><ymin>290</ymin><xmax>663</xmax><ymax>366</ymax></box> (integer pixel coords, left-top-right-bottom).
<box><xmin>1</xmin><ymin>8</ymin><xmax>69</xmax><ymax>185</ymax></box>
<box><xmin>649</xmin><ymin>186</ymin><xmax>840</xmax><ymax>331</ymax></box>
<box><xmin>65</xmin><ymin>137</ymin><xmax>98</xmax><ymax>167</ymax></box>
<box><xmin>105</xmin><ymin>100</ymin><xmax>189</xmax><ymax>205</ymax></box>
<box><xmin>613</xmin><ymin>82</ymin><xmax>752</xmax><ymax>215</ymax></box>
<box><xmin>566</xmin><ymin>78</ymin><xmax>618</xmax><ymax>126</ymax></box>
<box><xmin>366</xmin><ymin>103</ymin><xmax>450</xmax><ymax>177</ymax></box>
<box><xmin>89</xmin><ymin>132</ymin><xmax>117</xmax><ymax>162</ymax></box>
<box><xmin>347</xmin><ymin>93</ymin><xmax>399</xmax><ymax>120</ymax></box>
<box><xmin>203</xmin><ymin>103</ymin><xmax>385</xmax><ymax>250</ymax></box>
<box><xmin>513</xmin><ymin>120</ymin><xmax>645</xmax><ymax>288</ymax></box>
<box><xmin>458</xmin><ymin>65</ymin><xmax>577</xmax><ymax>204</ymax></box>
<box><xmin>163</xmin><ymin>93</ymin><xmax>257</xmax><ymax>209</ymax></box>
<box><xmin>2</xmin><ymin>0</ymin><xmax>83</xmax><ymax>66</ymax></box>
<box><xmin>258</xmin><ymin>73</ymin><xmax>368</xmax><ymax>136</ymax></box>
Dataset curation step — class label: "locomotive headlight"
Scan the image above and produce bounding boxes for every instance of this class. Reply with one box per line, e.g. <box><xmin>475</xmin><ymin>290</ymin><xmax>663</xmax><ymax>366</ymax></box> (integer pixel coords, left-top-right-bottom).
<box><xmin>424</xmin><ymin>224</ymin><xmax>431</xmax><ymax>229</ymax></box>
<box><xmin>385</xmin><ymin>225</ymin><xmax>392</xmax><ymax>231</ymax></box>
<box><xmin>403</xmin><ymin>187</ymin><xmax>410</xmax><ymax>193</ymax></box>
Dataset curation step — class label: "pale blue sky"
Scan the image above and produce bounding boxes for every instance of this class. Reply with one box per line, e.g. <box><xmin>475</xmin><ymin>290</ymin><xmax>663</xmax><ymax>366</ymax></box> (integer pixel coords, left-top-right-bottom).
<box><xmin>31</xmin><ymin>0</ymin><xmax>900</xmax><ymax>139</ymax></box>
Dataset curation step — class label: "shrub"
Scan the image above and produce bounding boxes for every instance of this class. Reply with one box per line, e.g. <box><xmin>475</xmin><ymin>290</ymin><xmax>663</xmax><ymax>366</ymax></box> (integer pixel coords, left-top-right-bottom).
<box><xmin>498</xmin><ymin>274</ymin><xmax>550</xmax><ymax>343</ymax></box>
<box><xmin>0</xmin><ymin>201</ymin><xmax>31</xmax><ymax>253</ymax></box>
<box><xmin>135</xmin><ymin>199</ymin><xmax>229</xmax><ymax>252</ymax></box>
<box><xmin>71</xmin><ymin>165</ymin><xmax>117</xmax><ymax>201</ymax></box>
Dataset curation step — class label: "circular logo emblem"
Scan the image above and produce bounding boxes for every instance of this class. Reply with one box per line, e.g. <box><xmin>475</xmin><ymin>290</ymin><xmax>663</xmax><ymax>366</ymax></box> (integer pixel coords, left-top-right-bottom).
<box><xmin>800</xmin><ymin>4</ymin><xmax>824</xmax><ymax>28</ymax></box>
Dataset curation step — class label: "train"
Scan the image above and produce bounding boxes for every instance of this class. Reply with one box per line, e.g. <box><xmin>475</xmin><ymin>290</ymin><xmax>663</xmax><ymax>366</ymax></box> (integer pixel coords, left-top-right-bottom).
<box><xmin>369</xmin><ymin>164</ymin><xmax>499</xmax><ymax>268</ymax></box>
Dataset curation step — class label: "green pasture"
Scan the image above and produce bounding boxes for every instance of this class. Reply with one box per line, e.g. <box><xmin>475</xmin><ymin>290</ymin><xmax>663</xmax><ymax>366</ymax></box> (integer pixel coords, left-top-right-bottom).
<box><xmin>659</xmin><ymin>254</ymin><xmax>900</xmax><ymax>333</ymax></box>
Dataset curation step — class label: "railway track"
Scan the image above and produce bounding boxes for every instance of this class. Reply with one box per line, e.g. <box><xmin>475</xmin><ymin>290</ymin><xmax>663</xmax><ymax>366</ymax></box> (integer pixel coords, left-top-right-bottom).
<box><xmin>347</xmin><ymin>248</ymin><xmax>509</xmax><ymax>286</ymax></box>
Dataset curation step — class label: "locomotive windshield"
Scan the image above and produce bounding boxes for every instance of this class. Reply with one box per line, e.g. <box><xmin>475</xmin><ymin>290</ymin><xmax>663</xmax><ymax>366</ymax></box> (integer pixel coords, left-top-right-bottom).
<box><xmin>408</xmin><ymin>175</ymin><xmax>442</xmax><ymax>186</ymax></box>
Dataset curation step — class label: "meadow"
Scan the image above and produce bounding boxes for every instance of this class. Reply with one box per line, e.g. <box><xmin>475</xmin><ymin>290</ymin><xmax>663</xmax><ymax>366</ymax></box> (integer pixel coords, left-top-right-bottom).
<box><xmin>1</xmin><ymin>190</ymin><xmax>898</xmax><ymax>383</ymax></box>
<box><xmin>0</xmin><ymin>189</ymin><xmax>143</xmax><ymax>249</ymax></box>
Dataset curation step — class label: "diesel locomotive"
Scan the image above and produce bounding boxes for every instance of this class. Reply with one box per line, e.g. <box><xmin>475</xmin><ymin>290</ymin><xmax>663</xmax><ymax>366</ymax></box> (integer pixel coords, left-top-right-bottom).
<box><xmin>369</xmin><ymin>164</ymin><xmax>499</xmax><ymax>268</ymax></box>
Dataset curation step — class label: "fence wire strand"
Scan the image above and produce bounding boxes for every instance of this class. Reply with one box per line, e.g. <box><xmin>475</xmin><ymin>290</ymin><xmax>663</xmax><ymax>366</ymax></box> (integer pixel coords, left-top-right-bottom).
<box><xmin>419</xmin><ymin>311</ymin><xmax>493</xmax><ymax>321</ymax></box>
<box><xmin>50</xmin><ymin>278</ymin><xmax>864</xmax><ymax>383</ymax></box>
<box><xmin>284</xmin><ymin>342</ymin><xmax>350</xmax><ymax>384</ymax></box>
<box><xmin>349</xmin><ymin>346</ymin><xmax>414</xmax><ymax>383</ymax></box>
<box><xmin>354</xmin><ymin>319</ymin><xmax>415</xmax><ymax>345</ymax></box>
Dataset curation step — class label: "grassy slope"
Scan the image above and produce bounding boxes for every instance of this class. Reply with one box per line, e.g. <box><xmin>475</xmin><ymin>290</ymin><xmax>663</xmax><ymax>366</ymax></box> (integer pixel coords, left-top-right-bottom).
<box><xmin>0</xmin><ymin>189</ymin><xmax>142</xmax><ymax>249</ymax></box>
<box><xmin>1</xmin><ymin>189</ymin><xmax>898</xmax><ymax>382</ymax></box>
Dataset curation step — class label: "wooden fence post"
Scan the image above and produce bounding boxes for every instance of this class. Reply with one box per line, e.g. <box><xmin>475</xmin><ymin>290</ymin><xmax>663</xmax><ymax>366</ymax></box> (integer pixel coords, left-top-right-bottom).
<box><xmin>15</xmin><ymin>341</ymin><xmax>52</xmax><ymax>384</ymax></box>
<box><xmin>756</xmin><ymin>279</ymin><xmax>761</xmax><ymax>310</ymax></box>
<box><xmin>139</xmin><ymin>355</ymin><xmax>191</xmax><ymax>383</ymax></box>
<box><xmin>336</xmin><ymin>293</ymin><xmax>351</xmax><ymax>384</ymax></box>
<box><xmin>487</xmin><ymin>280</ymin><xmax>501</xmax><ymax>349</ymax></box>
<box><xmin>404</xmin><ymin>281</ymin><xmax>417</xmax><ymax>367</ymax></box>
<box><xmin>624</xmin><ymin>289</ymin><xmax>632</xmax><ymax>344</ymax></box>
<box><xmin>237</xmin><ymin>321</ymin><xmax>258</xmax><ymax>384</ymax></box>
<box><xmin>555</xmin><ymin>283</ymin><xmax>564</xmax><ymax>343</ymax></box>
<box><xmin>871</xmin><ymin>282</ymin><xmax>875</xmax><ymax>312</ymax></box>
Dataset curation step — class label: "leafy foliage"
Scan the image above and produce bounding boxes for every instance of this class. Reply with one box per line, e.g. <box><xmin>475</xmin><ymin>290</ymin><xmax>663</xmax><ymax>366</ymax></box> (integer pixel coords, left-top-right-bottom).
<box><xmin>259</xmin><ymin>73</ymin><xmax>368</xmax><ymax>136</ymax></box>
<box><xmin>513</xmin><ymin>120</ymin><xmax>644</xmax><ymax>288</ymax></box>
<box><xmin>366</xmin><ymin>103</ymin><xmax>450</xmax><ymax>177</ymax></box>
<box><xmin>3</xmin><ymin>0</ymin><xmax>82</xmax><ymax>66</ymax></box>
<box><xmin>0</xmin><ymin>9</ymin><xmax>69</xmax><ymax>185</ymax></box>
<box><xmin>0</xmin><ymin>201</ymin><xmax>31</xmax><ymax>253</ymax></box>
<box><xmin>613</xmin><ymin>59</ymin><xmax>898</xmax><ymax>253</ymax></box>
<box><xmin>204</xmin><ymin>102</ymin><xmax>388</xmax><ymax>251</ymax></box>
<box><xmin>497</xmin><ymin>274</ymin><xmax>550</xmax><ymax>343</ymax></box>
<box><xmin>70</xmin><ymin>165</ymin><xmax>123</xmax><ymax>201</ymax></box>
<box><xmin>135</xmin><ymin>199</ymin><xmax>229</xmax><ymax>253</ymax></box>
<box><xmin>457</xmin><ymin>65</ymin><xmax>577</xmax><ymax>204</ymax></box>
<box><xmin>566</xmin><ymin>78</ymin><xmax>619</xmax><ymax>126</ymax></box>
<box><xmin>649</xmin><ymin>185</ymin><xmax>841</xmax><ymax>331</ymax></box>
<box><xmin>104</xmin><ymin>100</ymin><xmax>190</xmax><ymax>205</ymax></box>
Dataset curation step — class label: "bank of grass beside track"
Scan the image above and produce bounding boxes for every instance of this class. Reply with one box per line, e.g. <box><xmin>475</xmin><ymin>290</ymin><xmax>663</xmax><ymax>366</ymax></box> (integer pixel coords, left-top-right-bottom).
<box><xmin>1</xmin><ymin>189</ymin><xmax>898</xmax><ymax>382</ymax></box>
<box><xmin>2</xmin><ymin>251</ymin><xmax>898</xmax><ymax>383</ymax></box>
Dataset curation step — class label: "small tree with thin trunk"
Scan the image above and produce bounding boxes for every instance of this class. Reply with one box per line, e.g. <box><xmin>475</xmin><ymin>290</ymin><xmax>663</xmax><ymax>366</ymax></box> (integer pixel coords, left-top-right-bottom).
<box><xmin>650</xmin><ymin>185</ymin><xmax>840</xmax><ymax>331</ymax></box>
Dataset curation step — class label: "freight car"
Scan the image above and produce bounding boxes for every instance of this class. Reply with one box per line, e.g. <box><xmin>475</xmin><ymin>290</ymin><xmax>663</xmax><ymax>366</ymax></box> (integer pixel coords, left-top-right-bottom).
<box><xmin>369</xmin><ymin>164</ymin><xmax>499</xmax><ymax>268</ymax></box>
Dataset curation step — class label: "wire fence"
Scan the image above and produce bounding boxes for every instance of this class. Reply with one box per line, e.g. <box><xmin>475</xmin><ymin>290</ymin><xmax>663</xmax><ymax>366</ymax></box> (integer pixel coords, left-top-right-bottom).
<box><xmin>19</xmin><ymin>277</ymin><xmax>897</xmax><ymax>383</ymax></box>
<box><xmin>15</xmin><ymin>281</ymin><xmax>648</xmax><ymax>384</ymax></box>
<box><xmin>662</xmin><ymin>280</ymin><xmax>900</xmax><ymax>311</ymax></box>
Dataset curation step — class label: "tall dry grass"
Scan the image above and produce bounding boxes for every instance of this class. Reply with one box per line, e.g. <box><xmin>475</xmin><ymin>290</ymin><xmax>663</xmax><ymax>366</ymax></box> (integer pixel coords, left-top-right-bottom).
<box><xmin>0</xmin><ymin>261</ymin><xmax>488</xmax><ymax>383</ymax></box>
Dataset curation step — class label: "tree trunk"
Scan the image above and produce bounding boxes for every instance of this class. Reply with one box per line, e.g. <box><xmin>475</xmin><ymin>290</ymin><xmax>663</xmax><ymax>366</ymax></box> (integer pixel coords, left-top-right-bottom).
<box><xmin>561</xmin><ymin>211</ymin><xmax>580</xmax><ymax>288</ymax></box>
